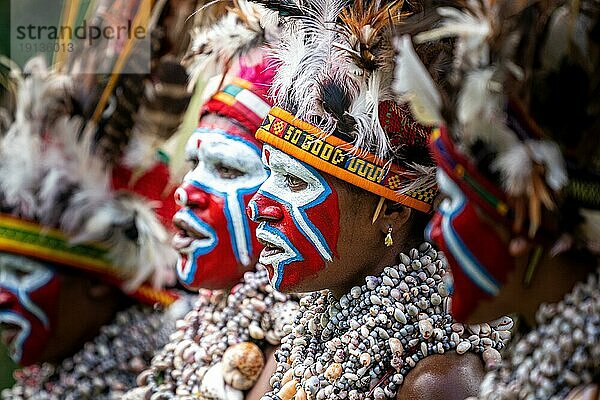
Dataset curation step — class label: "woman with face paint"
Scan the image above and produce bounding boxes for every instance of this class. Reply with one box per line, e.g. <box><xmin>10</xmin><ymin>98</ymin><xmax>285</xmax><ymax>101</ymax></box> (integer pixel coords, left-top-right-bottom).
<box><xmin>0</xmin><ymin>1</ymin><xmax>195</xmax><ymax>397</ymax></box>
<box><xmin>247</xmin><ymin>1</ymin><xmax>512</xmax><ymax>399</ymax></box>
<box><xmin>124</xmin><ymin>3</ymin><xmax>299</xmax><ymax>400</ymax></box>
<box><xmin>396</xmin><ymin>1</ymin><xmax>600</xmax><ymax>398</ymax></box>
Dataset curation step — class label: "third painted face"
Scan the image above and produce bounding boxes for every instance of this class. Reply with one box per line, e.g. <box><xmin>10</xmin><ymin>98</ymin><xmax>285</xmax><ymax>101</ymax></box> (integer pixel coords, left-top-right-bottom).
<box><xmin>172</xmin><ymin>125</ymin><xmax>267</xmax><ymax>290</ymax></box>
<box><xmin>426</xmin><ymin>170</ymin><xmax>514</xmax><ymax>321</ymax></box>
<box><xmin>0</xmin><ymin>255</ymin><xmax>60</xmax><ymax>365</ymax></box>
<box><xmin>247</xmin><ymin>145</ymin><xmax>340</xmax><ymax>291</ymax></box>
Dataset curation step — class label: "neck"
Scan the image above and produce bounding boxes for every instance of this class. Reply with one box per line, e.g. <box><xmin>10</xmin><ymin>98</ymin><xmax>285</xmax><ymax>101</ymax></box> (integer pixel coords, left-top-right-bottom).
<box><xmin>329</xmin><ymin>242</ymin><xmax>419</xmax><ymax>299</ymax></box>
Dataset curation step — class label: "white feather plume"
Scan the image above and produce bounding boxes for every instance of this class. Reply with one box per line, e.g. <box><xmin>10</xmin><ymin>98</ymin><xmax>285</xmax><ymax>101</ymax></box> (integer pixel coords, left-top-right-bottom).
<box><xmin>491</xmin><ymin>140</ymin><xmax>568</xmax><ymax>197</ymax></box>
<box><xmin>271</xmin><ymin>0</ymin><xmax>350</xmax><ymax>133</ymax></box>
<box><xmin>0</xmin><ymin>57</ymin><xmax>71</xmax><ymax>218</ymax></box>
<box><xmin>393</xmin><ymin>35</ymin><xmax>442</xmax><ymax>126</ymax></box>
<box><xmin>415</xmin><ymin>0</ymin><xmax>494</xmax><ymax>70</ymax></box>
<box><xmin>1</xmin><ymin>57</ymin><xmax>177</xmax><ymax>293</ymax></box>
<box><xmin>186</xmin><ymin>0</ymin><xmax>278</xmax><ymax>89</ymax></box>
<box><xmin>347</xmin><ymin>70</ymin><xmax>391</xmax><ymax>158</ymax></box>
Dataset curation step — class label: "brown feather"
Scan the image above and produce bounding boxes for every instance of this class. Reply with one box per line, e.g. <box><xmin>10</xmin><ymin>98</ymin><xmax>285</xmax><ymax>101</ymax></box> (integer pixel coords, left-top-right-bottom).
<box><xmin>340</xmin><ymin>0</ymin><xmax>419</xmax><ymax>71</ymax></box>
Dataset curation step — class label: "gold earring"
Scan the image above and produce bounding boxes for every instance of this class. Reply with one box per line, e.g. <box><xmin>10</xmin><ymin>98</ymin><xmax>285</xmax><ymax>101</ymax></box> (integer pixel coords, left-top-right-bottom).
<box><xmin>385</xmin><ymin>226</ymin><xmax>393</xmax><ymax>247</ymax></box>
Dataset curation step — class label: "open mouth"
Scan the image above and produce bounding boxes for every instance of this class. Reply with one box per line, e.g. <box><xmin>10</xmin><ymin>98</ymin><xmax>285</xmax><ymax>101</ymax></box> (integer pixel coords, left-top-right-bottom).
<box><xmin>257</xmin><ymin>237</ymin><xmax>285</xmax><ymax>257</ymax></box>
<box><xmin>256</xmin><ymin>226</ymin><xmax>289</xmax><ymax>266</ymax></box>
<box><xmin>172</xmin><ymin>211</ymin><xmax>215</xmax><ymax>251</ymax></box>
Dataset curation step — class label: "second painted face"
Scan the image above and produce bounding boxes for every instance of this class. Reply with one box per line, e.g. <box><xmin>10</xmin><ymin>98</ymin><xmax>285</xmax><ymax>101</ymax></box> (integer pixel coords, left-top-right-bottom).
<box><xmin>172</xmin><ymin>123</ymin><xmax>268</xmax><ymax>290</ymax></box>
<box><xmin>0</xmin><ymin>255</ymin><xmax>60</xmax><ymax>365</ymax></box>
<box><xmin>426</xmin><ymin>170</ymin><xmax>514</xmax><ymax>322</ymax></box>
<box><xmin>247</xmin><ymin>145</ymin><xmax>340</xmax><ymax>291</ymax></box>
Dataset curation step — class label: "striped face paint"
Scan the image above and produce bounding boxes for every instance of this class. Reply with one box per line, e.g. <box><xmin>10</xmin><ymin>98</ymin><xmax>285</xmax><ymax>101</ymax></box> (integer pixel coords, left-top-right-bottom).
<box><xmin>248</xmin><ymin>145</ymin><xmax>340</xmax><ymax>291</ymax></box>
<box><xmin>426</xmin><ymin>170</ymin><xmax>514</xmax><ymax>321</ymax></box>
<box><xmin>0</xmin><ymin>255</ymin><xmax>60</xmax><ymax>365</ymax></box>
<box><xmin>172</xmin><ymin>128</ymin><xmax>267</xmax><ymax>290</ymax></box>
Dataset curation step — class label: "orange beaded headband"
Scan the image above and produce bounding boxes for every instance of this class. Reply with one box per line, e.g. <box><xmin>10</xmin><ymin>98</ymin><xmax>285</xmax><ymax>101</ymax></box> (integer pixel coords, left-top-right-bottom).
<box><xmin>256</xmin><ymin>106</ymin><xmax>436</xmax><ymax>213</ymax></box>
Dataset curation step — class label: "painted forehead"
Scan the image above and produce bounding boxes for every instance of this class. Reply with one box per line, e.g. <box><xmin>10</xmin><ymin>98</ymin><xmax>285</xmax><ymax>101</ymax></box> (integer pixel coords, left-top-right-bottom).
<box><xmin>185</xmin><ymin>128</ymin><xmax>263</xmax><ymax>168</ymax></box>
<box><xmin>262</xmin><ymin>144</ymin><xmax>325</xmax><ymax>185</ymax></box>
<box><xmin>0</xmin><ymin>255</ymin><xmax>55</xmax><ymax>291</ymax></box>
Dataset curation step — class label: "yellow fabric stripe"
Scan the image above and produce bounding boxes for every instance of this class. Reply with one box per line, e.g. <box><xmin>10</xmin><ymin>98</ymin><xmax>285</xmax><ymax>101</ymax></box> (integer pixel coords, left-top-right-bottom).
<box><xmin>213</xmin><ymin>91</ymin><xmax>236</xmax><ymax>106</ymax></box>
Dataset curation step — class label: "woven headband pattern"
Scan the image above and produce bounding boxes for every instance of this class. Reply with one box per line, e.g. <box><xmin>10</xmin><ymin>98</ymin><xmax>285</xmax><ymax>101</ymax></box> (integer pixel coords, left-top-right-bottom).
<box><xmin>202</xmin><ymin>78</ymin><xmax>272</xmax><ymax>133</ymax></box>
<box><xmin>0</xmin><ymin>214</ymin><xmax>179</xmax><ymax>306</ymax></box>
<box><xmin>256</xmin><ymin>107</ymin><xmax>436</xmax><ymax>212</ymax></box>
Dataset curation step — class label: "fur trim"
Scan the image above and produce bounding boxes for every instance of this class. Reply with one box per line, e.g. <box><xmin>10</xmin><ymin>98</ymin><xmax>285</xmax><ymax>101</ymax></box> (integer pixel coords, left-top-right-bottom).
<box><xmin>185</xmin><ymin>0</ymin><xmax>278</xmax><ymax>90</ymax></box>
<box><xmin>0</xmin><ymin>59</ymin><xmax>177</xmax><ymax>292</ymax></box>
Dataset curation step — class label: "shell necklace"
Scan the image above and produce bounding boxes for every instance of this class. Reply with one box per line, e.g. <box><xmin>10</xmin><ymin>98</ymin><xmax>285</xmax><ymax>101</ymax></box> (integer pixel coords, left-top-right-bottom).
<box><xmin>125</xmin><ymin>268</ymin><xmax>299</xmax><ymax>400</ymax></box>
<box><xmin>474</xmin><ymin>268</ymin><xmax>600</xmax><ymax>400</ymax></box>
<box><xmin>262</xmin><ymin>243</ymin><xmax>513</xmax><ymax>400</ymax></box>
<box><xmin>2</xmin><ymin>304</ymin><xmax>182</xmax><ymax>400</ymax></box>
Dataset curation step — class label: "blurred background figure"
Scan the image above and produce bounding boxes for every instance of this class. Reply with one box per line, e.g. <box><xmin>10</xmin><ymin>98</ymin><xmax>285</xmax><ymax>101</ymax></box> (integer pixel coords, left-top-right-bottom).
<box><xmin>395</xmin><ymin>0</ymin><xmax>600</xmax><ymax>398</ymax></box>
<box><xmin>0</xmin><ymin>0</ymin><xmax>196</xmax><ymax>397</ymax></box>
<box><xmin>125</xmin><ymin>2</ymin><xmax>300</xmax><ymax>399</ymax></box>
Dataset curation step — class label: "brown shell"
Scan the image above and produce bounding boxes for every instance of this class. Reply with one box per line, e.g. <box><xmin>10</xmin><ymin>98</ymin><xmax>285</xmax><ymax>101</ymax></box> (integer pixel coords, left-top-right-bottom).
<box><xmin>221</xmin><ymin>342</ymin><xmax>265</xmax><ymax>390</ymax></box>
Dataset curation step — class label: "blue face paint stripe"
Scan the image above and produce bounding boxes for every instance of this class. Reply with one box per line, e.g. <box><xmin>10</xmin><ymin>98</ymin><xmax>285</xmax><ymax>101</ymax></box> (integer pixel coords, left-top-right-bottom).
<box><xmin>248</xmin><ymin>200</ymin><xmax>259</xmax><ymax>221</ymax></box>
<box><xmin>0</xmin><ymin>310</ymin><xmax>32</xmax><ymax>362</ymax></box>
<box><xmin>437</xmin><ymin>191</ymin><xmax>500</xmax><ymax>296</ymax></box>
<box><xmin>260</xmin><ymin>223</ymin><xmax>303</xmax><ymax>289</ymax></box>
<box><xmin>188</xmin><ymin>179</ymin><xmax>254</xmax><ymax>267</ymax></box>
<box><xmin>257</xmin><ymin>188</ymin><xmax>333</xmax><ymax>261</ymax></box>
<box><xmin>0</xmin><ymin>266</ymin><xmax>55</xmax><ymax>328</ymax></box>
<box><xmin>177</xmin><ymin>208</ymin><xmax>218</xmax><ymax>285</ymax></box>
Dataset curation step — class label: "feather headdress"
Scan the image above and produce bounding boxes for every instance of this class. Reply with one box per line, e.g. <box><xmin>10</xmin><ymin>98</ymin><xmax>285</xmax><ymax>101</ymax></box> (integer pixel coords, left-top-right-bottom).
<box><xmin>184</xmin><ymin>0</ymin><xmax>279</xmax><ymax>90</ymax></box>
<box><xmin>0</xmin><ymin>57</ymin><xmax>180</xmax><ymax>304</ymax></box>
<box><xmin>395</xmin><ymin>0</ymin><xmax>600</xmax><ymax>248</ymax></box>
<box><xmin>252</xmin><ymin>0</ymin><xmax>438</xmax><ymax>212</ymax></box>
<box><xmin>0</xmin><ymin>0</ymin><xmax>193</xmax><ymax>306</ymax></box>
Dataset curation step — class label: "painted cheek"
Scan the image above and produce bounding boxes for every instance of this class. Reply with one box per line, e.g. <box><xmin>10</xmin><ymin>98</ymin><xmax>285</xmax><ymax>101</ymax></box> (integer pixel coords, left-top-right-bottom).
<box><xmin>427</xmin><ymin>203</ymin><xmax>514</xmax><ymax>322</ymax></box>
<box><xmin>179</xmin><ymin>193</ymin><xmax>237</xmax><ymax>289</ymax></box>
<box><xmin>178</xmin><ymin>190</ymin><xmax>263</xmax><ymax>290</ymax></box>
<box><xmin>20</xmin><ymin>273</ymin><xmax>60</xmax><ymax>365</ymax></box>
<box><xmin>0</xmin><ymin>273</ymin><xmax>60</xmax><ymax>365</ymax></box>
<box><xmin>276</xmin><ymin>180</ymin><xmax>340</xmax><ymax>290</ymax></box>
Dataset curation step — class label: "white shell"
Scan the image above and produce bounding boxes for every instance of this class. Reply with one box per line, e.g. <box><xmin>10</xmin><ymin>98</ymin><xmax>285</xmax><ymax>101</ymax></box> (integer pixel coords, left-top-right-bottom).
<box><xmin>456</xmin><ymin>341</ymin><xmax>472</xmax><ymax>354</ymax></box>
<box><xmin>199</xmin><ymin>363</ymin><xmax>227</xmax><ymax>399</ymax></box>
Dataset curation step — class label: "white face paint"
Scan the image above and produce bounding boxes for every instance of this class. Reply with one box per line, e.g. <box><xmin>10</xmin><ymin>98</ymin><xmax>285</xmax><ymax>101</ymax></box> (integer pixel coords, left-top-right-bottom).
<box><xmin>0</xmin><ymin>255</ymin><xmax>56</xmax><ymax>363</ymax></box>
<box><xmin>173</xmin><ymin>128</ymin><xmax>268</xmax><ymax>287</ymax></box>
<box><xmin>250</xmin><ymin>145</ymin><xmax>339</xmax><ymax>290</ymax></box>
<box><xmin>257</xmin><ymin>145</ymin><xmax>333</xmax><ymax>260</ymax></box>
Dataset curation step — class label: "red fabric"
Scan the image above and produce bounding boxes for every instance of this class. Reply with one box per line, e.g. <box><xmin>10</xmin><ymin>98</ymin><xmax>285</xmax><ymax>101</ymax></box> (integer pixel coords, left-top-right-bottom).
<box><xmin>112</xmin><ymin>162</ymin><xmax>177</xmax><ymax>230</ymax></box>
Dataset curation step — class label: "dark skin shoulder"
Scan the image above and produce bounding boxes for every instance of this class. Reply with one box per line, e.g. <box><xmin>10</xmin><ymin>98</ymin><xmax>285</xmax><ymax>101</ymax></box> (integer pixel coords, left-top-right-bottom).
<box><xmin>397</xmin><ymin>352</ymin><xmax>486</xmax><ymax>400</ymax></box>
<box><xmin>246</xmin><ymin>345</ymin><xmax>278</xmax><ymax>400</ymax></box>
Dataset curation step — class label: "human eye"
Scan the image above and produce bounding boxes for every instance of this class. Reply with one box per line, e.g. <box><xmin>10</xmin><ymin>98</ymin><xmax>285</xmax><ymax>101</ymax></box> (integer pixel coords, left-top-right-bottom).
<box><xmin>216</xmin><ymin>163</ymin><xmax>244</xmax><ymax>179</ymax></box>
<box><xmin>284</xmin><ymin>174</ymin><xmax>308</xmax><ymax>192</ymax></box>
<box><xmin>186</xmin><ymin>156</ymin><xmax>199</xmax><ymax>170</ymax></box>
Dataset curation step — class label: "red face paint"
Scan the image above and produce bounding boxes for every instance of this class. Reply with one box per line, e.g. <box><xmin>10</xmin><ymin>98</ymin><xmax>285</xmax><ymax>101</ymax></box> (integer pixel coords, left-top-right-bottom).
<box><xmin>172</xmin><ymin>122</ymin><xmax>267</xmax><ymax>290</ymax></box>
<box><xmin>248</xmin><ymin>145</ymin><xmax>340</xmax><ymax>291</ymax></box>
<box><xmin>0</xmin><ymin>256</ymin><xmax>60</xmax><ymax>365</ymax></box>
<box><xmin>426</xmin><ymin>170</ymin><xmax>515</xmax><ymax>322</ymax></box>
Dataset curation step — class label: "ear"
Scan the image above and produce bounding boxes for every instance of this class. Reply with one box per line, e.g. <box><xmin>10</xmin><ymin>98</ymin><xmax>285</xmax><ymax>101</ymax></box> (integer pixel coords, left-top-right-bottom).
<box><xmin>374</xmin><ymin>200</ymin><xmax>412</xmax><ymax>238</ymax></box>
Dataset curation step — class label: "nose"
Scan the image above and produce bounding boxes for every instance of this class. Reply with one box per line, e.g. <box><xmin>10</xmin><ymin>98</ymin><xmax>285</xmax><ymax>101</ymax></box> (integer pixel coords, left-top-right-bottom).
<box><xmin>247</xmin><ymin>192</ymin><xmax>284</xmax><ymax>222</ymax></box>
<box><xmin>174</xmin><ymin>183</ymin><xmax>210</xmax><ymax>209</ymax></box>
